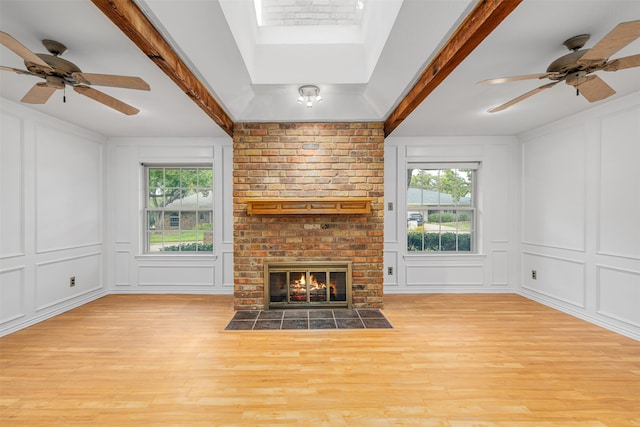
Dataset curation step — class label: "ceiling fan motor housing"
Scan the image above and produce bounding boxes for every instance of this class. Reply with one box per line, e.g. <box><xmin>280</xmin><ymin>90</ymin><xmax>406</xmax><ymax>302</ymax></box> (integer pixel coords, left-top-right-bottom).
<box><xmin>26</xmin><ymin>53</ymin><xmax>82</xmax><ymax>84</ymax></box>
<box><xmin>546</xmin><ymin>49</ymin><xmax>607</xmax><ymax>77</ymax></box>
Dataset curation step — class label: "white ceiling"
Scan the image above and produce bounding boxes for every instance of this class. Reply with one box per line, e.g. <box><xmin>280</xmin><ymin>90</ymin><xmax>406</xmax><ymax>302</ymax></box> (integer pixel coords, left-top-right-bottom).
<box><xmin>1</xmin><ymin>0</ymin><xmax>639</xmax><ymax>138</ymax></box>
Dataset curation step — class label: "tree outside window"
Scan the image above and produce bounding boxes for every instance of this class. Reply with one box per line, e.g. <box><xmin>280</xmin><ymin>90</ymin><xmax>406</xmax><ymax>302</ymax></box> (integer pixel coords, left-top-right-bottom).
<box><xmin>145</xmin><ymin>166</ymin><xmax>213</xmax><ymax>253</ymax></box>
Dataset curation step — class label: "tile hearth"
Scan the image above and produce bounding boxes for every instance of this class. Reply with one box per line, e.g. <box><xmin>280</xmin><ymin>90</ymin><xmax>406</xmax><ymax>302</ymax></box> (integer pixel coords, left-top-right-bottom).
<box><xmin>225</xmin><ymin>309</ymin><xmax>392</xmax><ymax>330</ymax></box>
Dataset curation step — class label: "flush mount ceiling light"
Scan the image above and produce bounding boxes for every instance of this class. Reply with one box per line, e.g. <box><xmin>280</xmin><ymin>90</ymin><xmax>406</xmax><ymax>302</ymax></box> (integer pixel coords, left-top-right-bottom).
<box><xmin>297</xmin><ymin>85</ymin><xmax>322</xmax><ymax>108</ymax></box>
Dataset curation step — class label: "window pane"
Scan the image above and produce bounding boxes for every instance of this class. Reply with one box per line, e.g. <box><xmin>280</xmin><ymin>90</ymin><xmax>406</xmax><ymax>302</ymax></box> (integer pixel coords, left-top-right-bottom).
<box><xmin>198</xmin><ymin>169</ymin><xmax>213</xmax><ymax>188</ymax></box>
<box><xmin>178</xmin><ymin>188</ymin><xmax>201</xmax><ymax>210</ymax></box>
<box><xmin>148</xmin><ymin>211</ymin><xmax>163</xmax><ymax>231</ymax></box>
<box><xmin>179</xmin><ymin>231</ymin><xmax>198</xmax><ymax>250</ymax></box>
<box><xmin>148</xmin><ymin>231</ymin><xmax>164</xmax><ymax>252</ymax></box>
<box><xmin>181</xmin><ymin>168</ymin><xmax>198</xmax><ymax>190</ymax></box>
<box><xmin>165</xmin><ymin>169</ymin><xmax>180</xmax><ymax>186</ymax></box>
<box><xmin>198</xmin><ymin>190</ymin><xmax>213</xmax><ymax>209</ymax></box>
<box><xmin>148</xmin><ymin>168</ymin><xmax>164</xmax><ymax>187</ymax></box>
<box><xmin>160</xmin><ymin>232</ymin><xmax>179</xmax><ymax>252</ymax></box>
<box><xmin>164</xmin><ymin>188</ymin><xmax>183</xmax><ymax>209</ymax></box>
<box><xmin>198</xmin><ymin>211</ymin><xmax>213</xmax><ymax>230</ymax></box>
<box><xmin>148</xmin><ymin>188</ymin><xmax>165</xmax><ymax>208</ymax></box>
<box><xmin>197</xmin><ymin>232</ymin><xmax>213</xmax><ymax>252</ymax></box>
<box><xmin>180</xmin><ymin>212</ymin><xmax>197</xmax><ymax>230</ymax></box>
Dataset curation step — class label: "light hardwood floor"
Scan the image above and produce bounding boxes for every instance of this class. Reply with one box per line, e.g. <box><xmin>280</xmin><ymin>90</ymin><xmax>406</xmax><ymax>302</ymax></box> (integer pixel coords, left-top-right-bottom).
<box><xmin>1</xmin><ymin>294</ymin><xmax>639</xmax><ymax>426</ymax></box>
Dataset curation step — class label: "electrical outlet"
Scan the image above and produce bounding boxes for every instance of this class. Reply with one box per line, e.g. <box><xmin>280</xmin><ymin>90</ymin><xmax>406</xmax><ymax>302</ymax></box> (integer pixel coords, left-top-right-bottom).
<box><xmin>387</xmin><ymin>267</ymin><xmax>393</xmax><ymax>275</ymax></box>
<box><xmin>531</xmin><ymin>270</ymin><xmax>537</xmax><ymax>280</ymax></box>
<box><xmin>70</xmin><ymin>276</ymin><xmax>76</xmax><ymax>287</ymax></box>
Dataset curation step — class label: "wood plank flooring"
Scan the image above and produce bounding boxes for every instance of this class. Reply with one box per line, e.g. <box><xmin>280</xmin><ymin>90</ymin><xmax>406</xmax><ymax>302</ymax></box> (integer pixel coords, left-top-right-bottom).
<box><xmin>1</xmin><ymin>294</ymin><xmax>639</xmax><ymax>426</ymax></box>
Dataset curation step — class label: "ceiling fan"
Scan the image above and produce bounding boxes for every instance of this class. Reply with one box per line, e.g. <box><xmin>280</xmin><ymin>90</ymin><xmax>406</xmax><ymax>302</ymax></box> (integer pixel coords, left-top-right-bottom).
<box><xmin>478</xmin><ymin>20</ymin><xmax>640</xmax><ymax>113</ymax></box>
<box><xmin>0</xmin><ymin>31</ymin><xmax>150</xmax><ymax>115</ymax></box>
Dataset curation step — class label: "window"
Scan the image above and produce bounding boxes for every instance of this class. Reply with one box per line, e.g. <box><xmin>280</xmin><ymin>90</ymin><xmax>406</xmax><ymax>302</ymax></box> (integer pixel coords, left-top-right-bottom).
<box><xmin>407</xmin><ymin>163</ymin><xmax>477</xmax><ymax>253</ymax></box>
<box><xmin>145</xmin><ymin>165</ymin><xmax>213</xmax><ymax>253</ymax></box>
<box><xmin>169</xmin><ymin>213</ymin><xmax>180</xmax><ymax>227</ymax></box>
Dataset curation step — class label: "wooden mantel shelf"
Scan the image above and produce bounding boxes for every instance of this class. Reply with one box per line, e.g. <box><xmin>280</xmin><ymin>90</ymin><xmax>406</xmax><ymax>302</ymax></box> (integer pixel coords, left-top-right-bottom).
<box><xmin>245</xmin><ymin>197</ymin><xmax>373</xmax><ymax>215</ymax></box>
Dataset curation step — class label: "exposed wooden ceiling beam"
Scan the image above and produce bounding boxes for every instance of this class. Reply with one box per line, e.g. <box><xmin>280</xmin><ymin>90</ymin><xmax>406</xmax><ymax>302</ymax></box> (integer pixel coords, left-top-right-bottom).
<box><xmin>91</xmin><ymin>0</ymin><xmax>234</xmax><ymax>137</ymax></box>
<box><xmin>384</xmin><ymin>0</ymin><xmax>523</xmax><ymax>137</ymax></box>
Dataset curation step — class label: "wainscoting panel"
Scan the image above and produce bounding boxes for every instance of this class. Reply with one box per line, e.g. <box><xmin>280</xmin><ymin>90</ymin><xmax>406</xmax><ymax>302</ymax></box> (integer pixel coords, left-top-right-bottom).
<box><xmin>0</xmin><ymin>111</ymin><xmax>25</xmax><ymax>259</ymax></box>
<box><xmin>137</xmin><ymin>264</ymin><xmax>214</xmax><ymax>287</ymax></box>
<box><xmin>114</xmin><ymin>144</ymin><xmax>133</xmax><ymax>244</ymax></box>
<box><xmin>521</xmin><ymin>252</ymin><xmax>585</xmax><ymax>308</ymax></box>
<box><xmin>0</xmin><ymin>267</ymin><xmax>25</xmax><ymax>324</ymax></box>
<box><xmin>596</xmin><ymin>265</ymin><xmax>640</xmax><ymax>327</ymax></box>
<box><xmin>522</xmin><ymin>125</ymin><xmax>586</xmax><ymax>252</ymax></box>
<box><xmin>491</xmin><ymin>249</ymin><xmax>509</xmax><ymax>286</ymax></box>
<box><xmin>115</xmin><ymin>250</ymin><xmax>130</xmax><ymax>287</ymax></box>
<box><xmin>597</xmin><ymin>106</ymin><xmax>640</xmax><ymax>260</ymax></box>
<box><xmin>35</xmin><ymin>124</ymin><xmax>102</xmax><ymax>253</ymax></box>
<box><xmin>35</xmin><ymin>252</ymin><xmax>103</xmax><ymax>311</ymax></box>
<box><xmin>485</xmin><ymin>144</ymin><xmax>510</xmax><ymax>244</ymax></box>
<box><xmin>406</xmin><ymin>264</ymin><xmax>484</xmax><ymax>287</ymax></box>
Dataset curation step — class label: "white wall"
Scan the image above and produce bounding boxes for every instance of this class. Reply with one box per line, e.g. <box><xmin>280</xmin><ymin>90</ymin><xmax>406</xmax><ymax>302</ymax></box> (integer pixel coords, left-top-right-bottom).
<box><xmin>519</xmin><ymin>91</ymin><xmax>640</xmax><ymax>341</ymax></box>
<box><xmin>383</xmin><ymin>136</ymin><xmax>520</xmax><ymax>294</ymax></box>
<box><xmin>105</xmin><ymin>137</ymin><xmax>234</xmax><ymax>294</ymax></box>
<box><xmin>1</xmin><ymin>99</ymin><xmax>107</xmax><ymax>336</ymax></box>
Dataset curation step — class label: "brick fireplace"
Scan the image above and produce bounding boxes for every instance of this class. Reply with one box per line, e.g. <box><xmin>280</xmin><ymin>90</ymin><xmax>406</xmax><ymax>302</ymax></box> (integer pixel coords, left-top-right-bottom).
<box><xmin>233</xmin><ymin>122</ymin><xmax>384</xmax><ymax>310</ymax></box>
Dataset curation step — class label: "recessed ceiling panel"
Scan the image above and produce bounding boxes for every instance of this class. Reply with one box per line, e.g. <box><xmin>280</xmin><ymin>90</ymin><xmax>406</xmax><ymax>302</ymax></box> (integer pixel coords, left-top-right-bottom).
<box><xmin>220</xmin><ymin>0</ymin><xmax>403</xmax><ymax>84</ymax></box>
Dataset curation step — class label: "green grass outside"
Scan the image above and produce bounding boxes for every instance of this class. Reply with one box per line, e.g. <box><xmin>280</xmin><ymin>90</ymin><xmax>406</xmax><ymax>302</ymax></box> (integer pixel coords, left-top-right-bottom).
<box><xmin>149</xmin><ymin>231</ymin><xmax>202</xmax><ymax>244</ymax></box>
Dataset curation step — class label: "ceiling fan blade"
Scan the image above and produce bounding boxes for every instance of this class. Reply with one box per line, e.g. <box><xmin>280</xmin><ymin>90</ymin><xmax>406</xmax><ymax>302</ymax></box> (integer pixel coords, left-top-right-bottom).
<box><xmin>21</xmin><ymin>83</ymin><xmax>57</xmax><ymax>104</ymax></box>
<box><xmin>570</xmin><ymin>75</ymin><xmax>616</xmax><ymax>103</ymax></box>
<box><xmin>603</xmin><ymin>54</ymin><xmax>640</xmax><ymax>71</ymax></box>
<box><xmin>74</xmin><ymin>85</ymin><xmax>140</xmax><ymax>115</ymax></box>
<box><xmin>580</xmin><ymin>20</ymin><xmax>640</xmax><ymax>63</ymax></box>
<box><xmin>488</xmin><ymin>81</ymin><xmax>559</xmax><ymax>113</ymax></box>
<box><xmin>0</xmin><ymin>31</ymin><xmax>53</xmax><ymax>71</ymax></box>
<box><xmin>0</xmin><ymin>65</ymin><xmax>32</xmax><ymax>75</ymax></box>
<box><xmin>73</xmin><ymin>72</ymin><xmax>150</xmax><ymax>90</ymax></box>
<box><xmin>478</xmin><ymin>72</ymin><xmax>561</xmax><ymax>85</ymax></box>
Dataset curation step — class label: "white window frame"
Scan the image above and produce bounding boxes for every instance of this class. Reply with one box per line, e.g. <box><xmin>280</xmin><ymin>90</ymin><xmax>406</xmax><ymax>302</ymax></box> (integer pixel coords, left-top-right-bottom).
<box><xmin>406</xmin><ymin>162</ymin><xmax>478</xmax><ymax>254</ymax></box>
<box><xmin>144</xmin><ymin>164</ymin><xmax>214</xmax><ymax>254</ymax></box>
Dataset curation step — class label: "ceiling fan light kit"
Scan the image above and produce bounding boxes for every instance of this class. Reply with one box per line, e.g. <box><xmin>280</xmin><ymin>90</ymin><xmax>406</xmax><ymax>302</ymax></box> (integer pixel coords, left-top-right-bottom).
<box><xmin>479</xmin><ymin>19</ymin><xmax>640</xmax><ymax>112</ymax></box>
<box><xmin>0</xmin><ymin>31</ymin><xmax>150</xmax><ymax>115</ymax></box>
<box><xmin>297</xmin><ymin>85</ymin><xmax>322</xmax><ymax>108</ymax></box>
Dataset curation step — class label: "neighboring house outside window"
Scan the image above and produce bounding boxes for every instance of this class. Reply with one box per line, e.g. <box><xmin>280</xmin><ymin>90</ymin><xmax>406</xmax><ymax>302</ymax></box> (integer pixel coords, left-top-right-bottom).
<box><xmin>145</xmin><ymin>165</ymin><xmax>213</xmax><ymax>253</ymax></box>
<box><xmin>407</xmin><ymin>163</ymin><xmax>478</xmax><ymax>253</ymax></box>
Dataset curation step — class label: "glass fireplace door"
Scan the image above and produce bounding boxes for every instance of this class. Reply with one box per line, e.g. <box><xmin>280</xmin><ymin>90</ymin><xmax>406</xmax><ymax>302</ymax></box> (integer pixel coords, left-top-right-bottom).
<box><xmin>266</xmin><ymin>262</ymin><xmax>352</xmax><ymax>309</ymax></box>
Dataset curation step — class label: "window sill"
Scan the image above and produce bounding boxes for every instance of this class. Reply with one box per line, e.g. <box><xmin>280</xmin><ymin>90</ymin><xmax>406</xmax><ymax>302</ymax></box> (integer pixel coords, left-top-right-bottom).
<box><xmin>135</xmin><ymin>254</ymin><xmax>217</xmax><ymax>262</ymax></box>
<box><xmin>403</xmin><ymin>253</ymin><xmax>486</xmax><ymax>262</ymax></box>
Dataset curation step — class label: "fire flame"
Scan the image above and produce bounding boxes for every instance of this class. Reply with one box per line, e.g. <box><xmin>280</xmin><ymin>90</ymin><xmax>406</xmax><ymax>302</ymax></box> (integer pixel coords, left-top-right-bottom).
<box><xmin>294</xmin><ymin>273</ymin><xmax>337</xmax><ymax>297</ymax></box>
<box><xmin>293</xmin><ymin>273</ymin><xmax>338</xmax><ymax>297</ymax></box>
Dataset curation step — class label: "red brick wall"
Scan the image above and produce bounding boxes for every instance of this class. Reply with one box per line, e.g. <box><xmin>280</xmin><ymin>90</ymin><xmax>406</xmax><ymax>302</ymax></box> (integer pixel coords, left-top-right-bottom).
<box><xmin>233</xmin><ymin>122</ymin><xmax>384</xmax><ymax>310</ymax></box>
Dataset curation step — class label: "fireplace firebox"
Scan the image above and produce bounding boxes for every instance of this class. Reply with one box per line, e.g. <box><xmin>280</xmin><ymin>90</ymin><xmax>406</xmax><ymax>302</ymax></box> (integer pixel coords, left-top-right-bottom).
<box><xmin>265</xmin><ymin>261</ymin><xmax>352</xmax><ymax>310</ymax></box>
